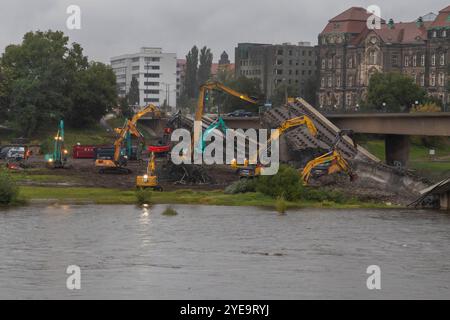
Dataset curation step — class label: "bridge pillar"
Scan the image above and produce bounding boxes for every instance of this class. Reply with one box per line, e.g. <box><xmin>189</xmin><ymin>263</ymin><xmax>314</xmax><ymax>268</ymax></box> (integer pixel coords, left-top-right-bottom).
<box><xmin>440</xmin><ymin>192</ymin><xmax>450</xmax><ymax>211</ymax></box>
<box><xmin>385</xmin><ymin>134</ymin><xmax>410</xmax><ymax>167</ymax></box>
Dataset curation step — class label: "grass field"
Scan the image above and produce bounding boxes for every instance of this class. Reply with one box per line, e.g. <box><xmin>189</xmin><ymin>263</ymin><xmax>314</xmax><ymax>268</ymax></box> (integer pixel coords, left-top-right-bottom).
<box><xmin>18</xmin><ymin>186</ymin><xmax>389</xmax><ymax>209</ymax></box>
<box><xmin>363</xmin><ymin>139</ymin><xmax>450</xmax><ymax>180</ymax></box>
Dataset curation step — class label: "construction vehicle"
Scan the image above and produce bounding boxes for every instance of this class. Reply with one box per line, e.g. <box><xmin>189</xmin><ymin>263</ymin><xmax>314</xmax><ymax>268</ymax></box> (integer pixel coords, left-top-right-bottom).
<box><xmin>136</xmin><ymin>152</ymin><xmax>163</xmax><ymax>191</ymax></box>
<box><xmin>301</xmin><ymin>130</ymin><xmax>357</xmax><ymax>185</ymax></box>
<box><xmin>195</xmin><ymin>81</ymin><xmax>258</xmax><ymax>122</ymax></box>
<box><xmin>45</xmin><ymin>120</ymin><xmax>68</xmax><ymax>169</ymax></box>
<box><xmin>195</xmin><ymin>81</ymin><xmax>258</xmax><ymax>153</ymax></box>
<box><xmin>96</xmin><ymin>104</ymin><xmax>160</xmax><ymax>174</ymax></box>
<box><xmin>231</xmin><ymin>115</ymin><xmax>318</xmax><ymax>178</ymax></box>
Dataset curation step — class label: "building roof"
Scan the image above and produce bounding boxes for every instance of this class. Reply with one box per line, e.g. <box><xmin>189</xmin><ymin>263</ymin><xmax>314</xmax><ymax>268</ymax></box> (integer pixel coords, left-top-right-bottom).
<box><xmin>321</xmin><ymin>7</ymin><xmax>373</xmax><ymax>34</ymax></box>
<box><xmin>372</xmin><ymin>21</ymin><xmax>432</xmax><ymax>44</ymax></box>
<box><xmin>430</xmin><ymin>5</ymin><xmax>450</xmax><ymax>29</ymax></box>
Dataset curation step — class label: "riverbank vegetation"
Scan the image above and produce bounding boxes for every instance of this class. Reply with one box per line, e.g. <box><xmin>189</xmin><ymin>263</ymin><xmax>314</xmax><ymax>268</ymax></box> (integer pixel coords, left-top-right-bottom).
<box><xmin>0</xmin><ymin>169</ymin><xmax>20</xmax><ymax>206</ymax></box>
<box><xmin>18</xmin><ymin>186</ymin><xmax>389</xmax><ymax>209</ymax></box>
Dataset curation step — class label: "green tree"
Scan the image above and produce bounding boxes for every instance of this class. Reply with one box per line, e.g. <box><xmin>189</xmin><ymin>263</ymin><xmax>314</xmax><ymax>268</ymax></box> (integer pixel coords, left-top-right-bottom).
<box><xmin>184</xmin><ymin>46</ymin><xmax>199</xmax><ymax>99</ymax></box>
<box><xmin>213</xmin><ymin>76</ymin><xmax>263</xmax><ymax>113</ymax></box>
<box><xmin>66</xmin><ymin>62</ymin><xmax>117</xmax><ymax>127</ymax></box>
<box><xmin>127</xmin><ymin>77</ymin><xmax>140</xmax><ymax>107</ymax></box>
<box><xmin>198</xmin><ymin>46</ymin><xmax>213</xmax><ymax>86</ymax></box>
<box><xmin>271</xmin><ymin>83</ymin><xmax>298</xmax><ymax>107</ymax></box>
<box><xmin>0</xmin><ymin>30</ymin><xmax>116</xmax><ymax>134</ymax></box>
<box><xmin>365</xmin><ymin>72</ymin><xmax>426</xmax><ymax>112</ymax></box>
<box><xmin>304</xmin><ymin>77</ymin><xmax>318</xmax><ymax>106</ymax></box>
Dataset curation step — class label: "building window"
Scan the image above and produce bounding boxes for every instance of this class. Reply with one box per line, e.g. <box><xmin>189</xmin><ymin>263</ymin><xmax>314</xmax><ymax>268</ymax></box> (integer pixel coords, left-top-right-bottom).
<box><xmin>348</xmin><ymin>57</ymin><xmax>353</xmax><ymax>68</ymax></box>
<box><xmin>336</xmin><ymin>57</ymin><xmax>341</xmax><ymax>69</ymax></box>
<box><xmin>421</xmin><ymin>54</ymin><xmax>425</xmax><ymax>66</ymax></box>
<box><xmin>277</xmin><ymin>49</ymin><xmax>283</xmax><ymax>55</ymax></box>
<box><xmin>145</xmin><ymin>73</ymin><xmax>160</xmax><ymax>78</ymax></box>
<box><xmin>132</xmin><ymin>66</ymin><xmax>140</xmax><ymax>71</ymax></box>
<box><xmin>328</xmin><ymin>76</ymin><xmax>332</xmax><ymax>87</ymax></box>
<box><xmin>347</xmin><ymin>75</ymin><xmax>353</xmax><ymax>87</ymax></box>
<box><xmin>328</xmin><ymin>58</ymin><xmax>333</xmax><ymax>69</ymax></box>
<box><xmin>420</xmin><ymin>74</ymin><xmax>425</xmax><ymax>86</ymax></box>
<box><xmin>336</xmin><ymin>76</ymin><xmax>341</xmax><ymax>87</ymax></box>
<box><xmin>432</xmin><ymin>31</ymin><xmax>437</xmax><ymax>38</ymax></box>
<box><xmin>392</xmin><ymin>54</ymin><xmax>398</xmax><ymax>66</ymax></box>
<box><xmin>131</xmin><ymin>57</ymin><xmax>140</xmax><ymax>62</ymax></box>
<box><xmin>346</xmin><ymin>93</ymin><xmax>352</xmax><ymax>106</ymax></box>
<box><xmin>440</xmin><ymin>53</ymin><xmax>445</xmax><ymax>66</ymax></box>
<box><xmin>430</xmin><ymin>73</ymin><xmax>436</xmax><ymax>86</ymax></box>
<box><xmin>144</xmin><ymin>98</ymin><xmax>159</xmax><ymax>103</ymax></box>
<box><xmin>404</xmin><ymin>56</ymin><xmax>409</xmax><ymax>67</ymax></box>
<box><xmin>369</xmin><ymin>51</ymin><xmax>378</xmax><ymax>65</ymax></box>
<box><xmin>431</xmin><ymin>54</ymin><xmax>436</xmax><ymax>66</ymax></box>
<box><xmin>439</xmin><ymin>73</ymin><xmax>445</xmax><ymax>86</ymax></box>
<box><xmin>412</xmin><ymin>55</ymin><xmax>417</xmax><ymax>67</ymax></box>
<box><xmin>321</xmin><ymin>77</ymin><xmax>325</xmax><ymax>87</ymax></box>
<box><xmin>321</xmin><ymin>59</ymin><xmax>326</xmax><ymax>69</ymax></box>
<box><xmin>443</xmin><ymin>30</ymin><xmax>447</xmax><ymax>37</ymax></box>
<box><xmin>144</xmin><ymin>89</ymin><xmax>160</xmax><ymax>94</ymax></box>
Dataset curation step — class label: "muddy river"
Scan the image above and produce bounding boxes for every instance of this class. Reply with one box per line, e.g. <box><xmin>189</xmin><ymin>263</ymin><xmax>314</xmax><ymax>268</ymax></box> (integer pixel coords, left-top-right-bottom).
<box><xmin>0</xmin><ymin>205</ymin><xmax>449</xmax><ymax>299</ymax></box>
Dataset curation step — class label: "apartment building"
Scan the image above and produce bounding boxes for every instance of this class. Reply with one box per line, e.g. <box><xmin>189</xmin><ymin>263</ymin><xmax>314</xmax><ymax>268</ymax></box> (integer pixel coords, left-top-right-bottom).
<box><xmin>111</xmin><ymin>47</ymin><xmax>177</xmax><ymax>110</ymax></box>
<box><xmin>235</xmin><ymin>42</ymin><xmax>317</xmax><ymax>100</ymax></box>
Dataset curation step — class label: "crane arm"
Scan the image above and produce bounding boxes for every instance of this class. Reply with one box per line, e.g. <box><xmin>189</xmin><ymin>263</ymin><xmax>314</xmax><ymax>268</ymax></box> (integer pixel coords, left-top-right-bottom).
<box><xmin>195</xmin><ymin>81</ymin><xmax>258</xmax><ymax>121</ymax></box>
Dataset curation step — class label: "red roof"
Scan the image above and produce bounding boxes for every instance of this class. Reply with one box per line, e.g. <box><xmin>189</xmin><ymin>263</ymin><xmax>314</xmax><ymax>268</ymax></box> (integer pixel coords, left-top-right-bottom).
<box><xmin>372</xmin><ymin>21</ymin><xmax>432</xmax><ymax>44</ymax></box>
<box><xmin>430</xmin><ymin>5</ymin><xmax>450</xmax><ymax>28</ymax></box>
<box><xmin>321</xmin><ymin>7</ymin><xmax>373</xmax><ymax>34</ymax></box>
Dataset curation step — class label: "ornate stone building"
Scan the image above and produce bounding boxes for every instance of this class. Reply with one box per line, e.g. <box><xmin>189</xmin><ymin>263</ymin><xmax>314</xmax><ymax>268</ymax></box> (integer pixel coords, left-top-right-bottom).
<box><xmin>318</xmin><ymin>6</ymin><xmax>450</xmax><ymax>111</ymax></box>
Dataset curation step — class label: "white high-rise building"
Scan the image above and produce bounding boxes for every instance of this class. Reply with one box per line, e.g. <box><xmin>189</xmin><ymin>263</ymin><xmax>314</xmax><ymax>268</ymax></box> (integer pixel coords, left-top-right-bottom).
<box><xmin>111</xmin><ymin>47</ymin><xmax>177</xmax><ymax>111</ymax></box>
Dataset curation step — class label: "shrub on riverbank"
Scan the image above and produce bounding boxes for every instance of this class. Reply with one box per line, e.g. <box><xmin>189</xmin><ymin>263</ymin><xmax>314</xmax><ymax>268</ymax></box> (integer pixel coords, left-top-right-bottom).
<box><xmin>162</xmin><ymin>207</ymin><xmax>178</xmax><ymax>216</ymax></box>
<box><xmin>135</xmin><ymin>188</ymin><xmax>152</xmax><ymax>205</ymax></box>
<box><xmin>255</xmin><ymin>164</ymin><xmax>349</xmax><ymax>203</ymax></box>
<box><xmin>0</xmin><ymin>169</ymin><xmax>19</xmax><ymax>205</ymax></box>
<box><xmin>224</xmin><ymin>179</ymin><xmax>256</xmax><ymax>194</ymax></box>
<box><xmin>256</xmin><ymin>165</ymin><xmax>303</xmax><ymax>201</ymax></box>
<box><xmin>275</xmin><ymin>196</ymin><xmax>287</xmax><ymax>214</ymax></box>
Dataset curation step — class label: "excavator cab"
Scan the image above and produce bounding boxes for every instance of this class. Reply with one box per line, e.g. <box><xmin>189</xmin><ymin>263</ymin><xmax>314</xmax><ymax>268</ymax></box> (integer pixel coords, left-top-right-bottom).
<box><xmin>136</xmin><ymin>152</ymin><xmax>163</xmax><ymax>191</ymax></box>
<box><xmin>301</xmin><ymin>130</ymin><xmax>358</xmax><ymax>185</ymax></box>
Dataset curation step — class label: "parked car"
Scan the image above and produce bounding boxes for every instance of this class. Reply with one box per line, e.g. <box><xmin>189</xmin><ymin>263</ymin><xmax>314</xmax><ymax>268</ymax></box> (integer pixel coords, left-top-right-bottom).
<box><xmin>0</xmin><ymin>146</ymin><xmax>11</xmax><ymax>160</ymax></box>
<box><xmin>226</xmin><ymin>109</ymin><xmax>253</xmax><ymax>117</ymax></box>
<box><xmin>7</xmin><ymin>146</ymin><xmax>26</xmax><ymax>161</ymax></box>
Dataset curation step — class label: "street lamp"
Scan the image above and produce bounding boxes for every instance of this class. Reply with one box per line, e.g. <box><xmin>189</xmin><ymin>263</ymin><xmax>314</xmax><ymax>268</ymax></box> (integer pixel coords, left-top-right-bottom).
<box><xmin>382</xmin><ymin>102</ymin><xmax>387</xmax><ymax>112</ymax></box>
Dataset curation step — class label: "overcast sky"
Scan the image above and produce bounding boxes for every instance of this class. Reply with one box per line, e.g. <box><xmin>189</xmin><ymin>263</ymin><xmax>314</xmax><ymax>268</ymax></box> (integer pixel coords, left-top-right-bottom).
<box><xmin>0</xmin><ymin>0</ymin><xmax>448</xmax><ymax>63</ymax></box>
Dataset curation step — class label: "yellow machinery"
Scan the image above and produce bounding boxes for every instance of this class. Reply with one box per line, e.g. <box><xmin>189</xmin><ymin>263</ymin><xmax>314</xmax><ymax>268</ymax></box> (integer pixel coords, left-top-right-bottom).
<box><xmin>231</xmin><ymin>115</ymin><xmax>318</xmax><ymax>178</ymax></box>
<box><xmin>195</xmin><ymin>81</ymin><xmax>258</xmax><ymax>122</ymax></box>
<box><xmin>136</xmin><ymin>152</ymin><xmax>163</xmax><ymax>191</ymax></box>
<box><xmin>95</xmin><ymin>104</ymin><xmax>160</xmax><ymax>174</ymax></box>
<box><xmin>301</xmin><ymin>130</ymin><xmax>357</xmax><ymax>185</ymax></box>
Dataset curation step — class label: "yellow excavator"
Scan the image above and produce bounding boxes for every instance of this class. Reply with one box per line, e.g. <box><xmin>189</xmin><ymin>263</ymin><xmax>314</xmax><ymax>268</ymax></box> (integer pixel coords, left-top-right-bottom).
<box><xmin>95</xmin><ymin>104</ymin><xmax>161</xmax><ymax>174</ymax></box>
<box><xmin>195</xmin><ymin>81</ymin><xmax>258</xmax><ymax>122</ymax></box>
<box><xmin>191</xmin><ymin>81</ymin><xmax>259</xmax><ymax>157</ymax></box>
<box><xmin>231</xmin><ymin>115</ymin><xmax>318</xmax><ymax>178</ymax></box>
<box><xmin>301</xmin><ymin>130</ymin><xmax>357</xmax><ymax>185</ymax></box>
<box><xmin>136</xmin><ymin>151</ymin><xmax>163</xmax><ymax>191</ymax></box>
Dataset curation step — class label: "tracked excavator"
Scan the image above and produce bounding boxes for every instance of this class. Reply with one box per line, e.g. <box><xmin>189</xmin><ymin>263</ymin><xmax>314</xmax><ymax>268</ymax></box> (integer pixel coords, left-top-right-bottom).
<box><xmin>231</xmin><ymin>115</ymin><xmax>318</xmax><ymax>178</ymax></box>
<box><xmin>95</xmin><ymin>104</ymin><xmax>160</xmax><ymax>174</ymax></box>
<box><xmin>301</xmin><ymin>129</ymin><xmax>358</xmax><ymax>184</ymax></box>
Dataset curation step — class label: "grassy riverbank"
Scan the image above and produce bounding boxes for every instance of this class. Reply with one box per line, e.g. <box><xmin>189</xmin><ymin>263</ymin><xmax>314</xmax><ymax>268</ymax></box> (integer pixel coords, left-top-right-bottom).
<box><xmin>18</xmin><ymin>186</ymin><xmax>392</xmax><ymax>209</ymax></box>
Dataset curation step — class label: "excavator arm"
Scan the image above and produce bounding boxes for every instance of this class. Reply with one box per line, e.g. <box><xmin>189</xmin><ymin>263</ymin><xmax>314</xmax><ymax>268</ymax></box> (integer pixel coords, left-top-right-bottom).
<box><xmin>232</xmin><ymin>115</ymin><xmax>318</xmax><ymax>169</ymax></box>
<box><xmin>195</xmin><ymin>81</ymin><xmax>258</xmax><ymax>121</ymax></box>
<box><xmin>301</xmin><ymin>129</ymin><xmax>357</xmax><ymax>185</ymax></box>
<box><xmin>112</xmin><ymin>104</ymin><xmax>161</xmax><ymax>163</ymax></box>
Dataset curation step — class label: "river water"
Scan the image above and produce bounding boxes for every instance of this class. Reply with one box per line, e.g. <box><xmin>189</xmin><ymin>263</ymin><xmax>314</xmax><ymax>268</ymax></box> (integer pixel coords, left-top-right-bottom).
<box><xmin>0</xmin><ymin>204</ymin><xmax>449</xmax><ymax>299</ymax></box>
